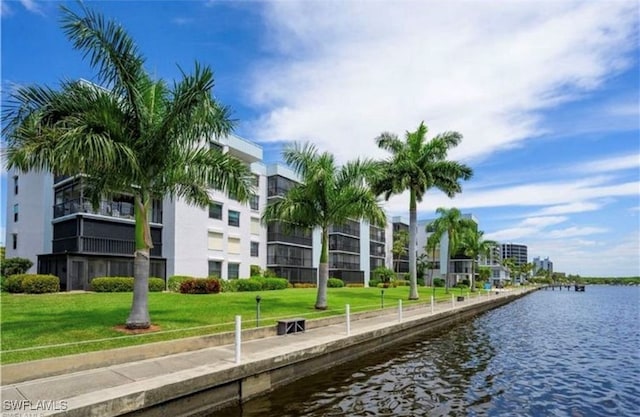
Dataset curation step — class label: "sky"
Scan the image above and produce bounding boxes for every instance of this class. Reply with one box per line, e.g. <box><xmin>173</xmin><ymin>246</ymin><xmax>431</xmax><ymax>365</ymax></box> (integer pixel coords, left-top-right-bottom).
<box><xmin>1</xmin><ymin>0</ymin><xmax>639</xmax><ymax>277</ymax></box>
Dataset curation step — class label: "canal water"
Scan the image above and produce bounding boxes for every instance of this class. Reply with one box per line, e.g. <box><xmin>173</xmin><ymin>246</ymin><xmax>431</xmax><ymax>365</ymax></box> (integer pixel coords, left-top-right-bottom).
<box><xmin>210</xmin><ymin>286</ymin><xmax>640</xmax><ymax>417</ymax></box>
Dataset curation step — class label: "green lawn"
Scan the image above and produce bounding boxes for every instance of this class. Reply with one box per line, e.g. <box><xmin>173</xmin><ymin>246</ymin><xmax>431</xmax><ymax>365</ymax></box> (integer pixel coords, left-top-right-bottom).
<box><xmin>0</xmin><ymin>286</ymin><xmax>473</xmax><ymax>364</ymax></box>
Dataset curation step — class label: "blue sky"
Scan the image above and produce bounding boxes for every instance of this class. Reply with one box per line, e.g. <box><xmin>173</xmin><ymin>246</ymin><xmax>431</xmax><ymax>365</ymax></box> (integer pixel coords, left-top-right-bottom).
<box><xmin>2</xmin><ymin>0</ymin><xmax>639</xmax><ymax>276</ymax></box>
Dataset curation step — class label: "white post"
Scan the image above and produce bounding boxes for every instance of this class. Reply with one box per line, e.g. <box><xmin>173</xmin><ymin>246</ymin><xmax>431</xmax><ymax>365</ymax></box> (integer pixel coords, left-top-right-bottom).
<box><xmin>398</xmin><ymin>299</ymin><xmax>403</xmax><ymax>322</ymax></box>
<box><xmin>430</xmin><ymin>295</ymin><xmax>434</xmax><ymax>314</ymax></box>
<box><xmin>451</xmin><ymin>294</ymin><xmax>455</xmax><ymax>308</ymax></box>
<box><xmin>346</xmin><ymin>304</ymin><xmax>351</xmax><ymax>336</ymax></box>
<box><xmin>235</xmin><ymin>315</ymin><xmax>241</xmax><ymax>364</ymax></box>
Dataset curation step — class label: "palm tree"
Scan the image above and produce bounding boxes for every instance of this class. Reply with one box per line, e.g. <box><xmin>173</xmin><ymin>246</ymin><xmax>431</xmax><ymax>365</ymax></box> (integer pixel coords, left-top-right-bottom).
<box><xmin>262</xmin><ymin>143</ymin><xmax>386</xmax><ymax>310</ymax></box>
<box><xmin>3</xmin><ymin>5</ymin><xmax>254</xmax><ymax>329</ymax></box>
<box><xmin>501</xmin><ymin>258</ymin><xmax>517</xmax><ymax>284</ymax></box>
<box><xmin>429</xmin><ymin>207</ymin><xmax>476</xmax><ymax>293</ymax></box>
<box><xmin>374</xmin><ymin>122</ymin><xmax>472</xmax><ymax>300</ymax></box>
<box><xmin>460</xmin><ymin>229</ymin><xmax>497</xmax><ymax>292</ymax></box>
<box><xmin>425</xmin><ymin>229</ymin><xmax>441</xmax><ymax>287</ymax></box>
<box><xmin>392</xmin><ymin>229</ymin><xmax>409</xmax><ymax>277</ymax></box>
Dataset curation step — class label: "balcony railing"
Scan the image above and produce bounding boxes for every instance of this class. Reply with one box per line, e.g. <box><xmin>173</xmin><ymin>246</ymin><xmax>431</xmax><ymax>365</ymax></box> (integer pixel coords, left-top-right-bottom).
<box><xmin>329</xmin><ymin>261</ymin><xmax>361</xmax><ymax>270</ymax></box>
<box><xmin>53</xmin><ymin>198</ymin><xmax>162</xmax><ymax>223</ymax></box>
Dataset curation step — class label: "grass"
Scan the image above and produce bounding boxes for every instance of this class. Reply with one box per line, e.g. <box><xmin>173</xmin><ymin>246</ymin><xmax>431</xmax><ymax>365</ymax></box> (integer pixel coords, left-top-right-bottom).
<box><xmin>0</xmin><ymin>286</ymin><xmax>474</xmax><ymax>364</ymax></box>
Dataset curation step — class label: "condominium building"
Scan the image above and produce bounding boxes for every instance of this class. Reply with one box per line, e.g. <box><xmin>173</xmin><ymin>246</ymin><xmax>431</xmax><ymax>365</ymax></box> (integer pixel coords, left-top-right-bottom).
<box><xmin>5</xmin><ymin>134</ymin><xmax>394</xmax><ymax>288</ymax></box>
<box><xmin>532</xmin><ymin>256</ymin><xmax>553</xmax><ymax>275</ymax></box>
<box><xmin>500</xmin><ymin>243</ymin><xmax>528</xmax><ymax>266</ymax></box>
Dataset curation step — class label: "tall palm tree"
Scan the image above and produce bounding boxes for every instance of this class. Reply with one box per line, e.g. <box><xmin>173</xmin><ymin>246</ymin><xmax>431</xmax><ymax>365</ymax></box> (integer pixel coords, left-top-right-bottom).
<box><xmin>460</xmin><ymin>229</ymin><xmax>497</xmax><ymax>292</ymax></box>
<box><xmin>429</xmin><ymin>207</ymin><xmax>476</xmax><ymax>293</ymax></box>
<box><xmin>374</xmin><ymin>122</ymin><xmax>472</xmax><ymax>299</ymax></box>
<box><xmin>392</xmin><ymin>229</ymin><xmax>409</xmax><ymax>276</ymax></box>
<box><xmin>3</xmin><ymin>5</ymin><xmax>253</xmax><ymax>329</ymax></box>
<box><xmin>262</xmin><ymin>143</ymin><xmax>386</xmax><ymax>309</ymax></box>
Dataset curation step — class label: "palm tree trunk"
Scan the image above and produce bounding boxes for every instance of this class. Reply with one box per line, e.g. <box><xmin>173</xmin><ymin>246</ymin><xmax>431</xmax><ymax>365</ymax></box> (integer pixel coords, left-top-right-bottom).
<box><xmin>470</xmin><ymin>260</ymin><xmax>476</xmax><ymax>292</ymax></box>
<box><xmin>126</xmin><ymin>193</ymin><xmax>152</xmax><ymax>329</ymax></box>
<box><xmin>315</xmin><ymin>227</ymin><xmax>329</xmax><ymax>310</ymax></box>
<box><xmin>408</xmin><ymin>192</ymin><xmax>419</xmax><ymax>300</ymax></box>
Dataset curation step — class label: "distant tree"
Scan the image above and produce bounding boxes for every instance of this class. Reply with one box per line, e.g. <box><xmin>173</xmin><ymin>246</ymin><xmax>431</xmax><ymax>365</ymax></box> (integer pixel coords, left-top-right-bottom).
<box><xmin>392</xmin><ymin>229</ymin><xmax>409</xmax><ymax>275</ymax></box>
<box><xmin>460</xmin><ymin>229</ymin><xmax>497</xmax><ymax>292</ymax></box>
<box><xmin>262</xmin><ymin>142</ymin><xmax>386</xmax><ymax>309</ymax></box>
<box><xmin>373</xmin><ymin>122</ymin><xmax>472</xmax><ymax>300</ymax></box>
<box><xmin>429</xmin><ymin>207</ymin><xmax>476</xmax><ymax>293</ymax></box>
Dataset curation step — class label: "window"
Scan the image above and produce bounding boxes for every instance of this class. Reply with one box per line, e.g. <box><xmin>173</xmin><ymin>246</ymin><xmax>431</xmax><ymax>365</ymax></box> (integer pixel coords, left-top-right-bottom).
<box><xmin>13</xmin><ymin>176</ymin><xmax>18</xmax><ymax>195</ymax></box>
<box><xmin>249</xmin><ymin>194</ymin><xmax>259</xmax><ymax>211</ymax></box>
<box><xmin>252</xmin><ymin>174</ymin><xmax>260</xmax><ymax>187</ymax></box>
<box><xmin>12</xmin><ymin>234</ymin><xmax>17</xmax><ymax>250</ymax></box>
<box><xmin>209</xmin><ymin>202</ymin><xmax>223</xmax><ymax>220</ymax></box>
<box><xmin>228</xmin><ymin>237</ymin><xmax>241</xmax><ymax>254</ymax></box>
<box><xmin>228</xmin><ymin>263</ymin><xmax>240</xmax><ymax>279</ymax></box>
<box><xmin>228</xmin><ymin>210</ymin><xmax>240</xmax><ymax>227</ymax></box>
<box><xmin>208</xmin><ymin>260</ymin><xmax>222</xmax><ymax>278</ymax></box>
<box><xmin>13</xmin><ymin>204</ymin><xmax>18</xmax><ymax>222</ymax></box>
<box><xmin>250</xmin><ymin>241</ymin><xmax>259</xmax><ymax>257</ymax></box>
<box><xmin>207</xmin><ymin>232</ymin><xmax>224</xmax><ymax>251</ymax></box>
<box><xmin>251</xmin><ymin>217</ymin><xmax>261</xmax><ymax>235</ymax></box>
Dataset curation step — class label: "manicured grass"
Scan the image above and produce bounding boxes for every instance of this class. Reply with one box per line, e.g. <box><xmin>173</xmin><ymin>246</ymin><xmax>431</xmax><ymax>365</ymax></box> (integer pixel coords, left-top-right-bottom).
<box><xmin>0</xmin><ymin>286</ymin><xmax>474</xmax><ymax>364</ymax></box>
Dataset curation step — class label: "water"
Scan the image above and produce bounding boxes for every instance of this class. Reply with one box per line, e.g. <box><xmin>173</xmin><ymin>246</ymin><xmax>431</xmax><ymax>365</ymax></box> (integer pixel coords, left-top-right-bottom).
<box><xmin>210</xmin><ymin>286</ymin><xmax>640</xmax><ymax>417</ymax></box>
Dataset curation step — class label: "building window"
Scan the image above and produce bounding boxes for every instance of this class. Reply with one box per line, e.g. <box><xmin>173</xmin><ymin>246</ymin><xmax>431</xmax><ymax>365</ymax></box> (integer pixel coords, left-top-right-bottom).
<box><xmin>208</xmin><ymin>260</ymin><xmax>222</xmax><ymax>278</ymax></box>
<box><xmin>13</xmin><ymin>176</ymin><xmax>18</xmax><ymax>195</ymax></box>
<box><xmin>228</xmin><ymin>263</ymin><xmax>240</xmax><ymax>279</ymax></box>
<box><xmin>249</xmin><ymin>194</ymin><xmax>259</xmax><ymax>211</ymax></box>
<box><xmin>251</xmin><ymin>217</ymin><xmax>261</xmax><ymax>235</ymax></box>
<box><xmin>228</xmin><ymin>237</ymin><xmax>241</xmax><ymax>254</ymax></box>
<box><xmin>250</xmin><ymin>241</ymin><xmax>259</xmax><ymax>257</ymax></box>
<box><xmin>12</xmin><ymin>234</ymin><xmax>17</xmax><ymax>250</ymax></box>
<box><xmin>207</xmin><ymin>232</ymin><xmax>224</xmax><ymax>251</ymax></box>
<box><xmin>209</xmin><ymin>202</ymin><xmax>223</xmax><ymax>220</ymax></box>
<box><xmin>13</xmin><ymin>204</ymin><xmax>18</xmax><ymax>222</ymax></box>
<box><xmin>228</xmin><ymin>210</ymin><xmax>240</xmax><ymax>227</ymax></box>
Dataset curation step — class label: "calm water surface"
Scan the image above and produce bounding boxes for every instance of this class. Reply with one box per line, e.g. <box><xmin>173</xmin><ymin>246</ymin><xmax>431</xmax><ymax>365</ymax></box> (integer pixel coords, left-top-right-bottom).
<box><xmin>210</xmin><ymin>286</ymin><xmax>640</xmax><ymax>417</ymax></box>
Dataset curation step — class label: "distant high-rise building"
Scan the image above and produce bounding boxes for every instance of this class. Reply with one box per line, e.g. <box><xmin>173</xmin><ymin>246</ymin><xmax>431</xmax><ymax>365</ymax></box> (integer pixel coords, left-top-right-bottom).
<box><xmin>533</xmin><ymin>256</ymin><xmax>553</xmax><ymax>274</ymax></box>
<box><xmin>500</xmin><ymin>243</ymin><xmax>528</xmax><ymax>266</ymax></box>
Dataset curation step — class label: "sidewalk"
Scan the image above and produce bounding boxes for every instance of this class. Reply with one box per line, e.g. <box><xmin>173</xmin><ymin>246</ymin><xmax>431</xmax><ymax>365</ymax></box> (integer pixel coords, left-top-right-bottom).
<box><xmin>1</xmin><ymin>289</ymin><xmax>530</xmax><ymax>417</ymax></box>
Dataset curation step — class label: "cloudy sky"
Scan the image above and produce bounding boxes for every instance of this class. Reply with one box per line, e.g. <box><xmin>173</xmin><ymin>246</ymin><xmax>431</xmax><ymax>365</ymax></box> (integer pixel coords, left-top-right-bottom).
<box><xmin>2</xmin><ymin>0</ymin><xmax>639</xmax><ymax>276</ymax></box>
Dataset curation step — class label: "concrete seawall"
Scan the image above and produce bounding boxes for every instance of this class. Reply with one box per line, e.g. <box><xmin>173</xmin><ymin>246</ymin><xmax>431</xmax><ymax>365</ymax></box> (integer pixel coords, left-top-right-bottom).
<box><xmin>1</xmin><ymin>289</ymin><xmax>535</xmax><ymax>417</ymax></box>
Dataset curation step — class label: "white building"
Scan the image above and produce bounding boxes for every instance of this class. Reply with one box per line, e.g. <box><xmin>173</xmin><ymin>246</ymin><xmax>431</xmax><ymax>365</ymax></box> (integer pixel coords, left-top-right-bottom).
<box><xmin>532</xmin><ymin>256</ymin><xmax>553</xmax><ymax>275</ymax></box>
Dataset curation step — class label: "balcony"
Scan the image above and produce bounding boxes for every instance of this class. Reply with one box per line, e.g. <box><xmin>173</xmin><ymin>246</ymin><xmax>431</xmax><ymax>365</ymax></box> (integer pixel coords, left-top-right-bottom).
<box><xmin>53</xmin><ymin>198</ymin><xmax>162</xmax><ymax>223</ymax></box>
<box><xmin>329</xmin><ymin>261</ymin><xmax>361</xmax><ymax>270</ymax></box>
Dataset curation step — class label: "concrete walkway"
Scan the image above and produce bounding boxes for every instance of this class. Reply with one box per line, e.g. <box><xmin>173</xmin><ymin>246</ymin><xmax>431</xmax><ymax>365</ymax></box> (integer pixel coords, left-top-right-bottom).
<box><xmin>1</xmin><ymin>289</ymin><xmax>531</xmax><ymax>417</ymax></box>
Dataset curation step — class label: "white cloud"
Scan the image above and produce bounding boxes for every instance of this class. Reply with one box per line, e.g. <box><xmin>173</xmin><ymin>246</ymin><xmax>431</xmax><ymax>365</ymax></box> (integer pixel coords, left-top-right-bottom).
<box><xmin>19</xmin><ymin>0</ymin><xmax>41</xmax><ymax>14</ymax></box>
<box><xmin>575</xmin><ymin>153</ymin><xmax>640</xmax><ymax>173</ymax></box>
<box><xmin>484</xmin><ymin>216</ymin><xmax>567</xmax><ymax>241</ymax></box>
<box><xmin>530</xmin><ymin>201</ymin><xmax>605</xmax><ymax>216</ymax></box>
<box><xmin>249</xmin><ymin>1</ymin><xmax>637</xmax><ymax>164</ymax></box>
<box><xmin>172</xmin><ymin>17</ymin><xmax>193</xmax><ymax>25</ymax></box>
<box><xmin>546</xmin><ymin>226</ymin><xmax>608</xmax><ymax>239</ymax></box>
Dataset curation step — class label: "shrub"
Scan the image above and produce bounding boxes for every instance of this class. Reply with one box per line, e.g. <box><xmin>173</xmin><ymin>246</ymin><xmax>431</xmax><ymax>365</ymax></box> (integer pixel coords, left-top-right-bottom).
<box><xmin>417</xmin><ymin>276</ymin><xmax>425</xmax><ymax>286</ymax></box>
<box><xmin>263</xmin><ymin>269</ymin><xmax>277</xmax><ymax>278</ymax></box>
<box><xmin>1</xmin><ymin>257</ymin><xmax>33</xmax><ymax>277</ymax></box>
<box><xmin>262</xmin><ymin>277</ymin><xmax>288</xmax><ymax>290</ymax></box>
<box><xmin>327</xmin><ymin>278</ymin><xmax>344</xmax><ymax>288</ymax></box>
<box><xmin>250</xmin><ymin>265</ymin><xmax>262</xmax><ymax>277</ymax></box>
<box><xmin>395</xmin><ymin>279</ymin><xmax>410</xmax><ymax>287</ymax></box>
<box><xmin>22</xmin><ymin>275</ymin><xmax>60</xmax><ymax>294</ymax></box>
<box><xmin>368</xmin><ymin>279</ymin><xmax>380</xmax><ymax>288</ymax></box>
<box><xmin>373</xmin><ymin>266</ymin><xmax>395</xmax><ymax>283</ymax></box>
<box><xmin>346</xmin><ymin>283</ymin><xmax>364</xmax><ymax>288</ymax></box>
<box><xmin>220</xmin><ymin>279</ymin><xmax>239</xmax><ymax>293</ymax></box>
<box><xmin>179</xmin><ymin>278</ymin><xmax>221</xmax><ymax>294</ymax></box>
<box><xmin>433</xmin><ymin>278</ymin><xmax>445</xmax><ymax>288</ymax></box>
<box><xmin>90</xmin><ymin>277</ymin><xmax>165</xmax><ymax>292</ymax></box>
<box><xmin>454</xmin><ymin>283</ymin><xmax>469</xmax><ymax>290</ymax></box>
<box><xmin>5</xmin><ymin>275</ymin><xmax>26</xmax><ymax>293</ymax></box>
<box><xmin>460</xmin><ymin>279</ymin><xmax>470</xmax><ymax>287</ymax></box>
<box><xmin>293</xmin><ymin>282</ymin><xmax>316</xmax><ymax>288</ymax></box>
<box><xmin>236</xmin><ymin>278</ymin><xmax>264</xmax><ymax>292</ymax></box>
<box><xmin>168</xmin><ymin>275</ymin><xmax>195</xmax><ymax>292</ymax></box>
<box><xmin>475</xmin><ymin>280</ymin><xmax>486</xmax><ymax>289</ymax></box>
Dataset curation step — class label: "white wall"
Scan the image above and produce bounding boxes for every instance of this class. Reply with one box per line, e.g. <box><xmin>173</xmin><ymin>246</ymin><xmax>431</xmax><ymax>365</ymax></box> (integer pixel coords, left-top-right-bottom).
<box><xmin>4</xmin><ymin>170</ymin><xmax>52</xmax><ymax>273</ymax></box>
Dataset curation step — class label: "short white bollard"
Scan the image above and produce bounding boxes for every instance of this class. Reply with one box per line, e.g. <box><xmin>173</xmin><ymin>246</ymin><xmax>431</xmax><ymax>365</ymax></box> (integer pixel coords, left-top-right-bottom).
<box><xmin>398</xmin><ymin>299</ymin><xmax>403</xmax><ymax>322</ymax></box>
<box><xmin>451</xmin><ymin>294</ymin><xmax>455</xmax><ymax>308</ymax></box>
<box><xmin>346</xmin><ymin>304</ymin><xmax>351</xmax><ymax>336</ymax></box>
<box><xmin>430</xmin><ymin>295</ymin><xmax>434</xmax><ymax>314</ymax></box>
<box><xmin>235</xmin><ymin>315</ymin><xmax>241</xmax><ymax>364</ymax></box>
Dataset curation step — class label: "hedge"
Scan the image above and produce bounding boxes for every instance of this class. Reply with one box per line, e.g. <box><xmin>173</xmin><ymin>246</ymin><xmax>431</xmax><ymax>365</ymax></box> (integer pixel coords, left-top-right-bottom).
<box><xmin>179</xmin><ymin>278</ymin><xmax>221</xmax><ymax>294</ymax></box>
<box><xmin>368</xmin><ymin>279</ymin><xmax>380</xmax><ymax>288</ymax></box>
<box><xmin>220</xmin><ymin>279</ymin><xmax>239</xmax><ymax>293</ymax></box>
<box><xmin>346</xmin><ymin>283</ymin><xmax>364</xmax><ymax>288</ymax></box>
<box><xmin>90</xmin><ymin>277</ymin><xmax>165</xmax><ymax>292</ymax></box>
<box><xmin>327</xmin><ymin>278</ymin><xmax>344</xmax><ymax>288</ymax></box>
<box><xmin>5</xmin><ymin>274</ymin><xmax>59</xmax><ymax>293</ymax></box>
<box><xmin>292</xmin><ymin>283</ymin><xmax>316</xmax><ymax>288</ymax></box>
<box><xmin>433</xmin><ymin>278</ymin><xmax>445</xmax><ymax>287</ymax></box>
<box><xmin>167</xmin><ymin>275</ymin><xmax>195</xmax><ymax>292</ymax></box>
<box><xmin>235</xmin><ymin>277</ymin><xmax>289</xmax><ymax>292</ymax></box>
